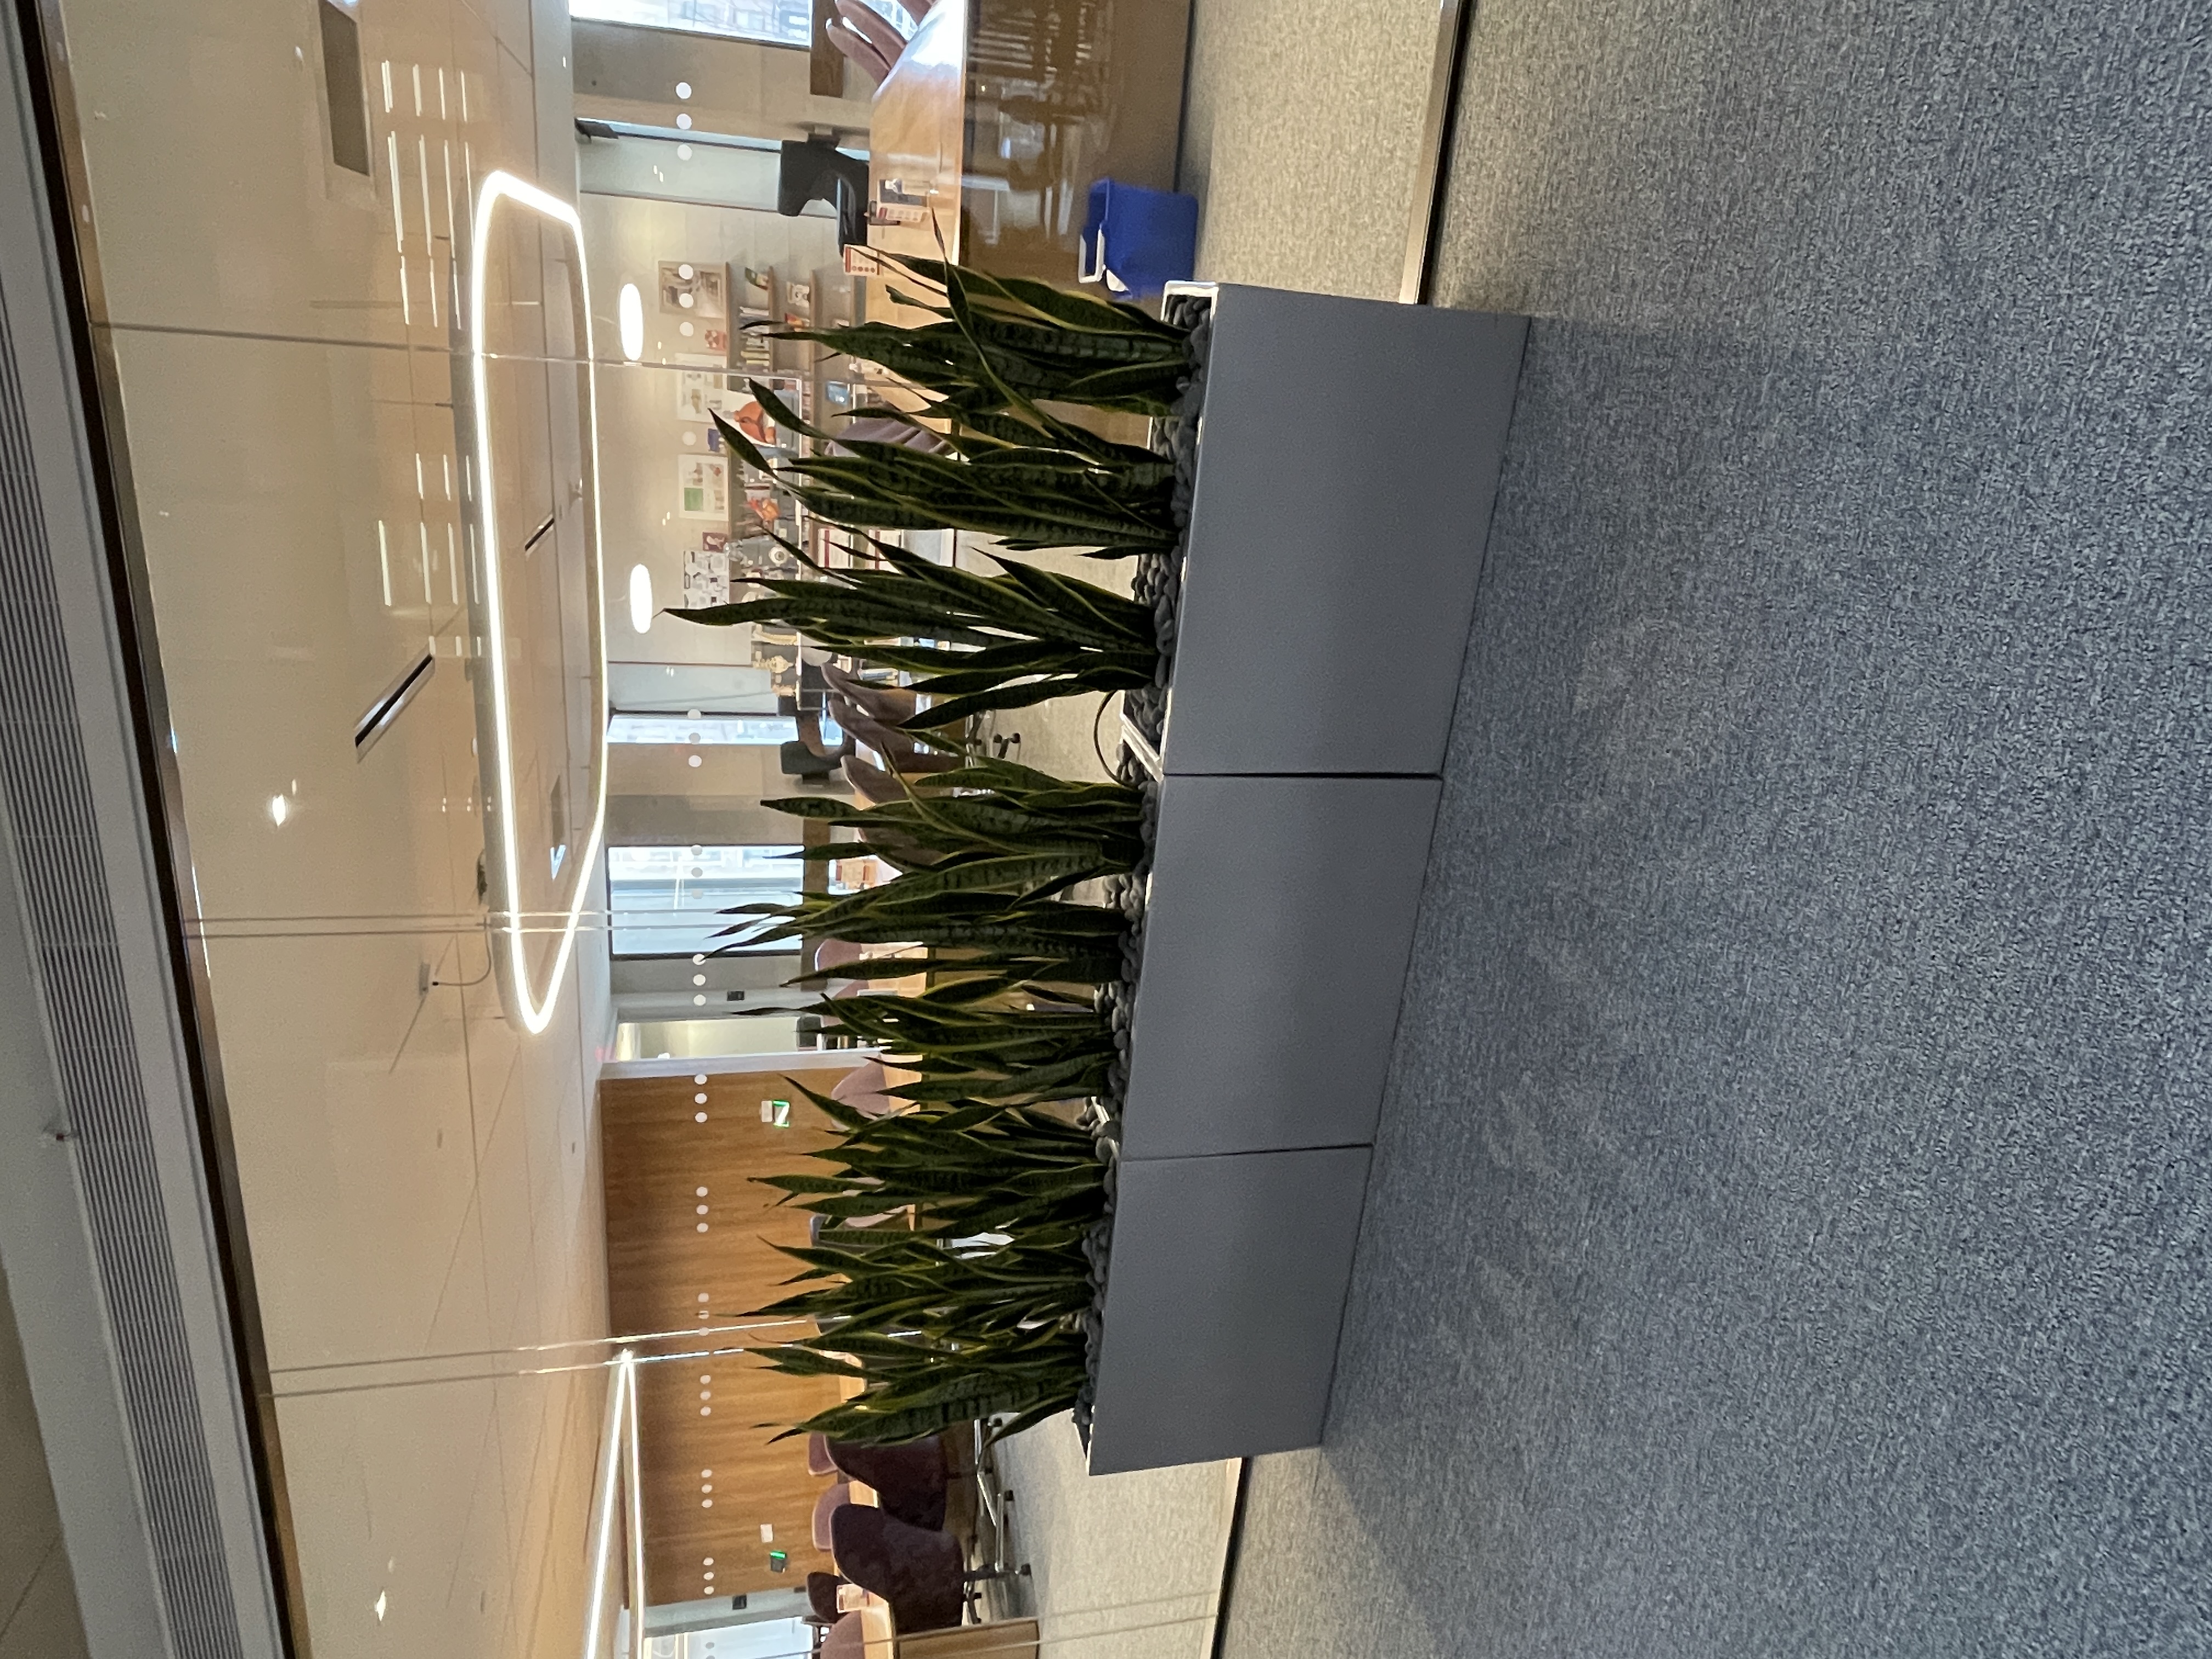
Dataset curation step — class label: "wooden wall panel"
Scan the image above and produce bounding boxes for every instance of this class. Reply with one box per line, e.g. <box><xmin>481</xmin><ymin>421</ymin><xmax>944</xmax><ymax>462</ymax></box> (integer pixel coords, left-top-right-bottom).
<box><xmin>600</xmin><ymin>1069</ymin><xmax>853</xmax><ymax>1602</ymax></box>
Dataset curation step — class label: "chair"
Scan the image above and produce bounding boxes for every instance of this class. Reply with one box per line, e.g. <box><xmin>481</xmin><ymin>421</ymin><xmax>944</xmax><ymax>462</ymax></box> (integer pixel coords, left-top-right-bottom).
<box><xmin>808</xmin><ymin>1434</ymin><xmax>839</xmax><ymax>1477</ymax></box>
<box><xmin>812</xmin><ymin>1482</ymin><xmax>854</xmax><ymax>1550</ymax></box>
<box><xmin>807</xmin><ymin>1570</ymin><xmax>847</xmax><ymax>1623</ymax></box>
<box><xmin>819</xmin><ymin>1612</ymin><xmax>867</xmax><ymax>1659</ymax></box>
<box><xmin>822</xmin><ymin>660</ymin><xmax>922</xmax><ymax>724</ymax></box>
<box><xmin>828</xmin><ymin>1437</ymin><xmax>949</xmax><ymax>1532</ymax></box>
<box><xmin>835</xmin><ymin>0</ymin><xmax>909</xmax><ymax>67</ymax></box>
<box><xmin>777</xmin><ymin>137</ymin><xmax>870</xmax><ymax>247</ymax></box>
<box><xmin>815</xmin><ymin>939</ymin><xmax>866</xmax><ymax>974</ymax></box>
<box><xmin>830</xmin><ymin>1505</ymin><xmax>965</xmax><ymax>1634</ymax></box>
<box><xmin>842</xmin><ymin>755</ymin><xmax>904</xmax><ymax>806</ymax></box>
<box><xmin>830</xmin><ymin>1061</ymin><xmax>896</xmax><ymax>1118</ymax></box>
<box><xmin>796</xmin><ymin>708</ymin><xmax>856</xmax><ymax>763</ymax></box>
<box><xmin>781</xmin><ymin>739</ymin><xmax>843</xmax><ymax>780</ymax></box>
<box><xmin>828</xmin><ymin>693</ymin><xmax>961</xmax><ymax>776</ymax></box>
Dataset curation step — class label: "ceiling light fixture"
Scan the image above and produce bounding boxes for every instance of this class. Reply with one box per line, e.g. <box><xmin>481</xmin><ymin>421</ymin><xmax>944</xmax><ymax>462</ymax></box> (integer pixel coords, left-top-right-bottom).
<box><xmin>618</xmin><ymin>281</ymin><xmax>645</xmax><ymax>362</ymax></box>
<box><xmin>466</xmin><ymin>170</ymin><xmax>608</xmax><ymax>1037</ymax></box>
<box><xmin>629</xmin><ymin>564</ymin><xmax>653</xmax><ymax>634</ymax></box>
<box><xmin>268</xmin><ymin>794</ymin><xmax>290</xmax><ymax>826</ymax></box>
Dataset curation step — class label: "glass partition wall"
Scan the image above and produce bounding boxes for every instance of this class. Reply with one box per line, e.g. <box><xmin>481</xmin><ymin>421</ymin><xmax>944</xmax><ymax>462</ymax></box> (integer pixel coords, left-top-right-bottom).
<box><xmin>18</xmin><ymin>0</ymin><xmax>1238</xmax><ymax>1652</ymax></box>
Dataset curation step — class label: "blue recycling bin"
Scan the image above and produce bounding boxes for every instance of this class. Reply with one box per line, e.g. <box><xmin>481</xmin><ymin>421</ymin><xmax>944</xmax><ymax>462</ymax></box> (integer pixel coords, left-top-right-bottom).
<box><xmin>1078</xmin><ymin>179</ymin><xmax>1199</xmax><ymax>297</ymax></box>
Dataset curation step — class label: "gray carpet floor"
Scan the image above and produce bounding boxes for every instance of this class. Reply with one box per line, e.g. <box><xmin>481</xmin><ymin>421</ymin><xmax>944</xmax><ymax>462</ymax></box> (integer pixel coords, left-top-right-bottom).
<box><xmin>1220</xmin><ymin>2</ymin><xmax>2212</xmax><ymax>1654</ymax></box>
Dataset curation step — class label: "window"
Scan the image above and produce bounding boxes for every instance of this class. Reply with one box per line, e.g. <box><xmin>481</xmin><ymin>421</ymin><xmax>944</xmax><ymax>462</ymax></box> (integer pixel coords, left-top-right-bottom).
<box><xmin>569</xmin><ymin>0</ymin><xmax>815</xmax><ymax>48</ymax></box>
<box><xmin>608</xmin><ymin>844</ymin><xmax>801</xmax><ymax>956</ymax></box>
<box><xmin>607</xmin><ymin>714</ymin><xmax>798</xmax><ymax>746</ymax></box>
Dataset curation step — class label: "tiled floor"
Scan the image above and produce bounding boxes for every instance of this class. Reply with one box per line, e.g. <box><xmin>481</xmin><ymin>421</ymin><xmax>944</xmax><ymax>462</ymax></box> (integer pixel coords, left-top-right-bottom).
<box><xmin>994</xmin><ymin>1417</ymin><xmax>1239</xmax><ymax>1659</ymax></box>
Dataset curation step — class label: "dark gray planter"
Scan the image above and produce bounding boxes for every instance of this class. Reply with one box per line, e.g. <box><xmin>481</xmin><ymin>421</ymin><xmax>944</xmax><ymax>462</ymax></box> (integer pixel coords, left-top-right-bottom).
<box><xmin>1158</xmin><ymin>283</ymin><xmax>1527</xmax><ymax>780</ymax></box>
<box><xmin>1086</xmin><ymin>284</ymin><xmax>1526</xmax><ymax>1474</ymax></box>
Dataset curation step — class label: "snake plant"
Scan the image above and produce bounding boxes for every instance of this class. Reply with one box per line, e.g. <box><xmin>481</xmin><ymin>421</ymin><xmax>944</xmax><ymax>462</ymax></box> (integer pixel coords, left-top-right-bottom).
<box><xmin>772</xmin><ymin>255</ymin><xmax>1193</xmax><ymax>419</ymax></box>
<box><xmin>673</xmin><ymin>533</ymin><xmax>1158</xmax><ymax>729</ymax></box>
<box><xmin>710</xmin><ymin>385</ymin><xmax>1176</xmax><ymax>560</ymax></box>
<box><xmin>797</xmin><ymin>982</ymin><xmax>1113</xmax><ymax>1108</ymax></box>
<box><xmin>772</xmin><ymin>758</ymin><xmax>1144</xmax><ymax>897</ymax></box>
<box><xmin>752</xmin><ymin>1088</ymin><xmax>1100</xmax><ymax>1444</ymax></box>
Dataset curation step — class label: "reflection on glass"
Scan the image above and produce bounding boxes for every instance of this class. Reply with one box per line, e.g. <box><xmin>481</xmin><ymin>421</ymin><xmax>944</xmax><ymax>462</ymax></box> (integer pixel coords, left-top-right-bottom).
<box><xmin>609</xmin><ymin>844</ymin><xmax>800</xmax><ymax>956</ymax></box>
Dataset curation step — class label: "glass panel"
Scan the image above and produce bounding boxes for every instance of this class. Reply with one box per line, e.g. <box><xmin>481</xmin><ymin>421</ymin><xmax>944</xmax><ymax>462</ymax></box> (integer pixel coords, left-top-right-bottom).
<box><xmin>25</xmin><ymin>0</ymin><xmax>1241</xmax><ymax>1645</ymax></box>
<box><xmin>609</xmin><ymin>845</ymin><xmax>801</xmax><ymax>956</ymax></box>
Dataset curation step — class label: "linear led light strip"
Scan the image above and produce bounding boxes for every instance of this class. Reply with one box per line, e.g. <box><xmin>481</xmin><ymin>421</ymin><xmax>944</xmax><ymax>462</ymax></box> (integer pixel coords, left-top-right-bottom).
<box><xmin>580</xmin><ymin>1350</ymin><xmax>647</xmax><ymax>1659</ymax></box>
<box><xmin>469</xmin><ymin>170</ymin><xmax>609</xmax><ymax>1034</ymax></box>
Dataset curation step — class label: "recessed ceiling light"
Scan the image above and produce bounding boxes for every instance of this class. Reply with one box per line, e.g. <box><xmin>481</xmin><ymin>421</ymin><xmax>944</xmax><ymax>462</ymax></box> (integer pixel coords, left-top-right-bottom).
<box><xmin>618</xmin><ymin>283</ymin><xmax>644</xmax><ymax>361</ymax></box>
<box><xmin>629</xmin><ymin>564</ymin><xmax>653</xmax><ymax>635</ymax></box>
<box><xmin>268</xmin><ymin>794</ymin><xmax>290</xmax><ymax>826</ymax></box>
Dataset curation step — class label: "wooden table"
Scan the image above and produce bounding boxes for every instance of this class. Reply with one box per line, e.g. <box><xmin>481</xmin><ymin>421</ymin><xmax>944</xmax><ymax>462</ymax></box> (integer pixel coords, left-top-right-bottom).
<box><xmin>863</xmin><ymin>0</ymin><xmax>1193</xmax><ymax>303</ymax></box>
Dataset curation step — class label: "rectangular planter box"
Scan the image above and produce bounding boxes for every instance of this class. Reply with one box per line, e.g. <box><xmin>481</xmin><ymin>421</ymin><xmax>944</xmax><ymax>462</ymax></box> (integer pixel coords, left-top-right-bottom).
<box><xmin>1085</xmin><ymin>1147</ymin><xmax>1372</xmax><ymax>1475</ymax></box>
<box><xmin>1088</xmin><ymin>285</ymin><xmax>1526</xmax><ymax>1474</ymax></box>
<box><xmin>1120</xmin><ymin>774</ymin><xmax>1441</xmax><ymax>1160</ymax></box>
<box><xmin>1159</xmin><ymin>283</ymin><xmax>1528</xmax><ymax>779</ymax></box>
